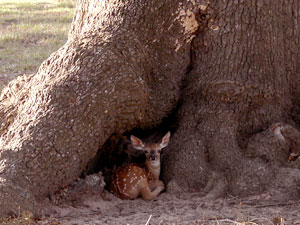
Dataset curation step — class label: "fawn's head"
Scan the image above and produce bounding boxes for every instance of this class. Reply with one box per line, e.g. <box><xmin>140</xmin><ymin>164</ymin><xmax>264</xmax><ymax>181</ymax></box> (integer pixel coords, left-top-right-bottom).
<box><xmin>130</xmin><ymin>132</ymin><xmax>170</xmax><ymax>165</ymax></box>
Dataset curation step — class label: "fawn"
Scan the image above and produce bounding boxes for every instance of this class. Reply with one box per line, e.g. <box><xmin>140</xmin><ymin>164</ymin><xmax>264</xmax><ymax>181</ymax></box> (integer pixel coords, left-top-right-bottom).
<box><xmin>109</xmin><ymin>131</ymin><xmax>170</xmax><ymax>200</ymax></box>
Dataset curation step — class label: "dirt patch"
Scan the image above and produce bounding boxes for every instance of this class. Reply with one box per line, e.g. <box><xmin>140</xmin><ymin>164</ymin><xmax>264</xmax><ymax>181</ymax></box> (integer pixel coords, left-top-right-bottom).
<box><xmin>46</xmin><ymin>190</ymin><xmax>299</xmax><ymax>225</ymax></box>
<box><xmin>0</xmin><ymin>172</ymin><xmax>299</xmax><ymax>225</ymax></box>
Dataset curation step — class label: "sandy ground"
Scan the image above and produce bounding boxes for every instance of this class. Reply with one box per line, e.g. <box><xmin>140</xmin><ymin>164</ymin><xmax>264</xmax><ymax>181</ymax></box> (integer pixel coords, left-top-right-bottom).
<box><xmin>48</xmin><ymin>190</ymin><xmax>300</xmax><ymax>225</ymax></box>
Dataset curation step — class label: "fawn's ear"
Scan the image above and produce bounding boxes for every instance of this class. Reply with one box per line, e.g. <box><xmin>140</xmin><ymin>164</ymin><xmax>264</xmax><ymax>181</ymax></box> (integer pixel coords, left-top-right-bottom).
<box><xmin>130</xmin><ymin>135</ymin><xmax>145</xmax><ymax>150</ymax></box>
<box><xmin>160</xmin><ymin>131</ymin><xmax>170</xmax><ymax>149</ymax></box>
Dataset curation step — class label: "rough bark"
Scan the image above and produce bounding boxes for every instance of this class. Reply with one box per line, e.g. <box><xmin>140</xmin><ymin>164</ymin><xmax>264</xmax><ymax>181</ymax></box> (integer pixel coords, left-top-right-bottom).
<box><xmin>163</xmin><ymin>0</ymin><xmax>300</xmax><ymax>199</ymax></box>
<box><xmin>0</xmin><ymin>0</ymin><xmax>200</xmax><ymax>216</ymax></box>
<box><xmin>1</xmin><ymin>0</ymin><xmax>300</xmax><ymax>216</ymax></box>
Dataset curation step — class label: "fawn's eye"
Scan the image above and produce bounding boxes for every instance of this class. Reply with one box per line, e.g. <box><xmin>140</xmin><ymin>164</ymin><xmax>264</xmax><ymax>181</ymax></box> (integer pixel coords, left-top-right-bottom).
<box><xmin>144</xmin><ymin>150</ymin><xmax>149</xmax><ymax>154</ymax></box>
<box><xmin>157</xmin><ymin>150</ymin><xmax>161</xmax><ymax>153</ymax></box>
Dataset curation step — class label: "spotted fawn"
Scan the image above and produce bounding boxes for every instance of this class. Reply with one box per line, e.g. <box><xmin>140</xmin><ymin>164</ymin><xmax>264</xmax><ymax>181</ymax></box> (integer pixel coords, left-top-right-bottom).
<box><xmin>109</xmin><ymin>132</ymin><xmax>170</xmax><ymax>200</ymax></box>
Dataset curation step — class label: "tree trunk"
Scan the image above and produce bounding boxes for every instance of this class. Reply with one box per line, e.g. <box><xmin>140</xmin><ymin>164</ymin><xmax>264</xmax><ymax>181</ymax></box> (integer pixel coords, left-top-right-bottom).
<box><xmin>163</xmin><ymin>0</ymin><xmax>300</xmax><ymax>199</ymax></box>
<box><xmin>1</xmin><ymin>0</ymin><xmax>300</xmax><ymax>216</ymax></box>
<box><xmin>0</xmin><ymin>0</ymin><xmax>198</xmax><ymax>215</ymax></box>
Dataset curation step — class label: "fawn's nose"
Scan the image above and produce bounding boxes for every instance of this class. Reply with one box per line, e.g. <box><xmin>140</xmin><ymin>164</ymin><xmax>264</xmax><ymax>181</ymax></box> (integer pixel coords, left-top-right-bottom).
<box><xmin>150</xmin><ymin>154</ymin><xmax>156</xmax><ymax>161</ymax></box>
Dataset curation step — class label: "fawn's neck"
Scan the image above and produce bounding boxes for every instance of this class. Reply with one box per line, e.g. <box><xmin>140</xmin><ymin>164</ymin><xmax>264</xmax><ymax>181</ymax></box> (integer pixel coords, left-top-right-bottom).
<box><xmin>145</xmin><ymin>160</ymin><xmax>161</xmax><ymax>179</ymax></box>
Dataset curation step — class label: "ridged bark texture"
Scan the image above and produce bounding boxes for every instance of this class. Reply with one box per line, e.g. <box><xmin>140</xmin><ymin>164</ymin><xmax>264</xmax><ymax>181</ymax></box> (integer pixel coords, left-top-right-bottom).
<box><xmin>163</xmin><ymin>0</ymin><xmax>300</xmax><ymax>199</ymax></box>
<box><xmin>0</xmin><ymin>0</ymin><xmax>200</xmax><ymax>215</ymax></box>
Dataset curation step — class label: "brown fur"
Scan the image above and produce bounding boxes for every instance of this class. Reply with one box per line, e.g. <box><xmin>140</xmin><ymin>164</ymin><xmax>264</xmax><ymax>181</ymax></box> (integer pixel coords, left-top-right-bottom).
<box><xmin>109</xmin><ymin>132</ymin><xmax>170</xmax><ymax>200</ymax></box>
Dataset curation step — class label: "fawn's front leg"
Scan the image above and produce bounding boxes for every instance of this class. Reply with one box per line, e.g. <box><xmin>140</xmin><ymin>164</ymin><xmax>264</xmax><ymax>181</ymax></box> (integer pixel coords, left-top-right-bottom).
<box><xmin>148</xmin><ymin>179</ymin><xmax>165</xmax><ymax>191</ymax></box>
<box><xmin>139</xmin><ymin>179</ymin><xmax>165</xmax><ymax>200</ymax></box>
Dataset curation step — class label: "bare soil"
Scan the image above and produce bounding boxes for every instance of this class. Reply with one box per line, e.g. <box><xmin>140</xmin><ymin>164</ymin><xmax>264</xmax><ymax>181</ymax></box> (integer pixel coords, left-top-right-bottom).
<box><xmin>46</xmin><ymin>190</ymin><xmax>300</xmax><ymax>225</ymax></box>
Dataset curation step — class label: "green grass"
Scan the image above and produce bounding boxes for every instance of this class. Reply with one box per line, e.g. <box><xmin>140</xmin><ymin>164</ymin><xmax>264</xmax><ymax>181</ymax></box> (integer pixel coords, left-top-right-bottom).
<box><xmin>0</xmin><ymin>0</ymin><xmax>75</xmax><ymax>91</ymax></box>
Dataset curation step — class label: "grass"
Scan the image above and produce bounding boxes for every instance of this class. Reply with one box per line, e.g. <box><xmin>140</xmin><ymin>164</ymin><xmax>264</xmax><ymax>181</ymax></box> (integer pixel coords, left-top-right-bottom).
<box><xmin>0</xmin><ymin>0</ymin><xmax>75</xmax><ymax>92</ymax></box>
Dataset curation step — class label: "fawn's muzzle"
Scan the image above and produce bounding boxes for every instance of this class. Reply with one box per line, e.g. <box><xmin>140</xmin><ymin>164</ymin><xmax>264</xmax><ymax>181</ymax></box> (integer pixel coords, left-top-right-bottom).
<box><xmin>150</xmin><ymin>154</ymin><xmax>156</xmax><ymax>161</ymax></box>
